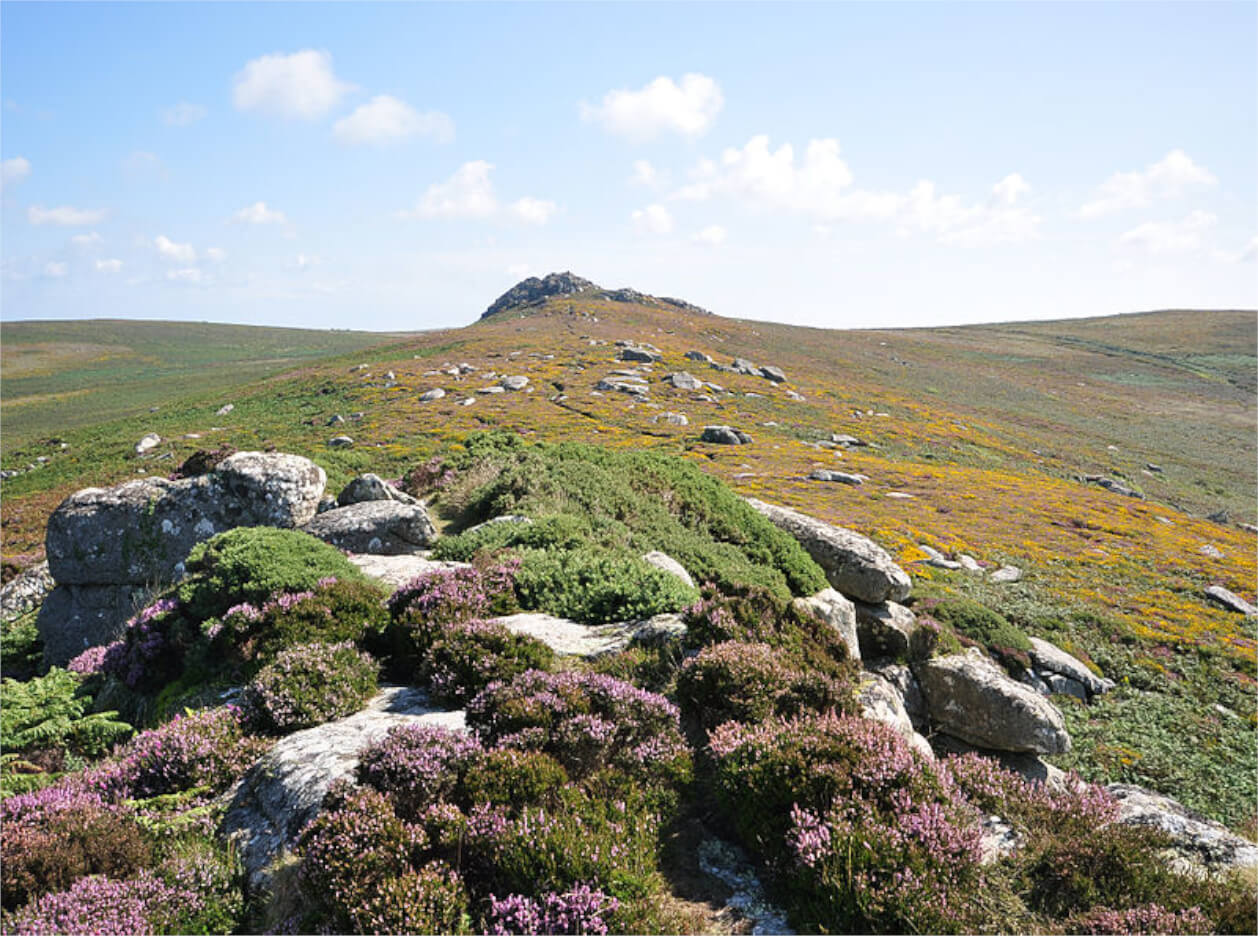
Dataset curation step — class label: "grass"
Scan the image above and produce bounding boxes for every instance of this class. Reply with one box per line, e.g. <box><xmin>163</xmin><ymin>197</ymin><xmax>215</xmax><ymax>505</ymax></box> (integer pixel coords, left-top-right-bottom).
<box><xmin>0</xmin><ymin>296</ymin><xmax>1253</xmax><ymax>833</ymax></box>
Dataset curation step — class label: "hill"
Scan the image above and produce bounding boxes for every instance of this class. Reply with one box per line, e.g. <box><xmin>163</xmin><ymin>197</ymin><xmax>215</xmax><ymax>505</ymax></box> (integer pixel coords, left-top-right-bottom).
<box><xmin>0</xmin><ymin>280</ymin><xmax>1255</xmax><ymax>933</ymax></box>
<box><xmin>0</xmin><ymin>319</ymin><xmax>407</xmax><ymax>448</ymax></box>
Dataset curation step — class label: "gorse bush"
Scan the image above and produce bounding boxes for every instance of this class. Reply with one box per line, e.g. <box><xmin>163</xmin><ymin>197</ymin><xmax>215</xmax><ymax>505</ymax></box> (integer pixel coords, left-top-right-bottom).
<box><xmin>419</xmin><ymin>619</ymin><xmax>554</xmax><ymax>705</ymax></box>
<box><xmin>178</xmin><ymin>527</ymin><xmax>368</xmax><ymax>622</ymax></box>
<box><xmin>243</xmin><ymin>642</ymin><xmax>379</xmax><ymax>733</ymax></box>
<box><xmin>514</xmin><ymin>549</ymin><xmax>697</xmax><ymax>625</ymax></box>
<box><xmin>425</xmin><ymin>433</ymin><xmax>827</xmax><ymax>601</ymax></box>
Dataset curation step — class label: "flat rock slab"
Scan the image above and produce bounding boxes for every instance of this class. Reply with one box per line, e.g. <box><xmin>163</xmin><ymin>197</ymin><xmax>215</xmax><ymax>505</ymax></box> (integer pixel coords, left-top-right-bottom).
<box><xmin>746</xmin><ymin>498</ymin><xmax>911</xmax><ymax>604</ymax></box>
<box><xmin>1028</xmin><ymin>637</ymin><xmax>1115</xmax><ymax>696</ymax></box>
<box><xmin>1108</xmin><ymin>783</ymin><xmax>1258</xmax><ymax>872</ymax></box>
<box><xmin>221</xmin><ymin>686</ymin><xmax>466</xmax><ymax>890</ymax></box>
<box><xmin>303</xmin><ymin>501</ymin><xmax>437</xmax><ymax>555</ymax></box>
<box><xmin>1204</xmin><ymin>585</ymin><xmax>1257</xmax><ymax>617</ymax></box>
<box><xmin>492</xmin><ymin>612</ymin><xmax>686</xmax><ymax>659</ymax></box>
<box><xmin>346</xmin><ymin>553</ymin><xmax>470</xmax><ymax>590</ymax></box>
<box><xmin>917</xmin><ymin>649</ymin><xmax>1071</xmax><ymax>755</ymax></box>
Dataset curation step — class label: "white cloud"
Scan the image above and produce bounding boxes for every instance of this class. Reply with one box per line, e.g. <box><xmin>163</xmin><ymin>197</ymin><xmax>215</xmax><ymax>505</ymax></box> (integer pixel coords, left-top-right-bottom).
<box><xmin>509</xmin><ymin>197</ymin><xmax>557</xmax><ymax>225</ymax></box>
<box><xmin>166</xmin><ymin>267</ymin><xmax>205</xmax><ymax>284</ymax></box>
<box><xmin>692</xmin><ymin>224</ymin><xmax>727</xmax><ymax>246</ymax></box>
<box><xmin>630</xmin><ymin>159</ymin><xmax>659</xmax><ymax>187</ymax></box>
<box><xmin>1240</xmin><ymin>235</ymin><xmax>1258</xmax><ymax>263</ymax></box>
<box><xmin>71</xmin><ymin>231</ymin><xmax>102</xmax><ymax>246</ymax></box>
<box><xmin>232</xmin><ymin>49</ymin><xmax>353</xmax><ymax>120</ymax></box>
<box><xmin>44</xmin><ymin>262</ymin><xmax>68</xmax><ymax>278</ymax></box>
<box><xmin>232</xmin><ymin>201</ymin><xmax>288</xmax><ymax>224</ymax></box>
<box><xmin>162</xmin><ymin>101</ymin><xmax>206</xmax><ymax>126</ymax></box>
<box><xmin>1079</xmin><ymin>149</ymin><xmax>1217</xmax><ymax>218</ymax></box>
<box><xmin>992</xmin><ymin>173</ymin><xmax>1030</xmax><ymax>206</ymax></box>
<box><xmin>205</xmin><ymin>247</ymin><xmax>227</xmax><ymax>263</ymax></box>
<box><xmin>581</xmin><ymin>73</ymin><xmax>723</xmax><ymax>142</ymax></box>
<box><xmin>632</xmin><ymin>203</ymin><xmax>674</xmax><ymax>235</ymax></box>
<box><xmin>414</xmin><ymin>161</ymin><xmax>498</xmax><ymax>219</ymax></box>
<box><xmin>154</xmin><ymin>235</ymin><xmax>197</xmax><ymax>263</ymax></box>
<box><xmin>333</xmin><ymin>95</ymin><xmax>454</xmax><ymax>145</ymax></box>
<box><xmin>28</xmin><ymin>204</ymin><xmax>106</xmax><ymax>226</ymax></box>
<box><xmin>2</xmin><ymin>156</ymin><xmax>30</xmax><ymax>187</ymax></box>
<box><xmin>1118</xmin><ymin>210</ymin><xmax>1217</xmax><ymax>253</ymax></box>
<box><xmin>95</xmin><ymin>258</ymin><xmax>123</xmax><ymax>273</ymax></box>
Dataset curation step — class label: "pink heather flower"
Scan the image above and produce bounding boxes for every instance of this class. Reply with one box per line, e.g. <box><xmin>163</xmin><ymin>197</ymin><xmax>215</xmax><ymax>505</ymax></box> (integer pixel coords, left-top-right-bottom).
<box><xmin>67</xmin><ymin>645</ymin><xmax>110</xmax><ymax>675</ymax></box>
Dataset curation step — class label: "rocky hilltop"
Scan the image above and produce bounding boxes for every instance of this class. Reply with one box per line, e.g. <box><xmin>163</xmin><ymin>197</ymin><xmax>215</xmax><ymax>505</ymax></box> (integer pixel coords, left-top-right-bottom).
<box><xmin>481</xmin><ymin>270</ymin><xmax>712</xmax><ymax>319</ymax></box>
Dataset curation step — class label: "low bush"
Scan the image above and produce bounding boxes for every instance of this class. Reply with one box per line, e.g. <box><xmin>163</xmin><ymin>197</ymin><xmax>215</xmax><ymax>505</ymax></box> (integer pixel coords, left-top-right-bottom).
<box><xmin>918</xmin><ymin>597</ymin><xmax>1031</xmax><ymax>673</ymax></box>
<box><xmin>677</xmin><ymin>641</ymin><xmax>850</xmax><ymax>732</ymax></box>
<box><xmin>387</xmin><ymin>563</ymin><xmax>519</xmax><ymax>625</ymax></box>
<box><xmin>243</xmin><ymin>642</ymin><xmax>379</xmax><ymax>733</ymax></box>
<box><xmin>358</xmin><ymin>725</ymin><xmax>484</xmax><ymax>820</ymax></box>
<box><xmin>355</xmin><ymin>862</ymin><xmax>470</xmax><ymax>935</ymax></box>
<box><xmin>466</xmin><ymin>670</ymin><xmax>690</xmax><ymax>788</ymax></box>
<box><xmin>419</xmin><ymin>619</ymin><xmax>554</xmax><ymax>705</ymax></box>
<box><xmin>485</xmin><ymin>884</ymin><xmax>620</xmax><ymax>935</ymax></box>
<box><xmin>100</xmin><ymin>596</ymin><xmax>199</xmax><ymax>694</ymax></box>
<box><xmin>514</xmin><ymin>549</ymin><xmax>698</xmax><ymax>625</ymax></box>
<box><xmin>178</xmin><ymin>527</ymin><xmax>367</xmax><ymax>622</ymax></box>
<box><xmin>455</xmin><ymin>748</ymin><xmax>569</xmax><ymax>809</ymax></box>
<box><xmin>431</xmin><ymin>513</ymin><xmax>594</xmax><ymax>563</ymax></box>
<box><xmin>1</xmin><ymin>787</ymin><xmax>152</xmax><ymax>911</ymax></box>
<box><xmin>156</xmin><ymin>838</ymin><xmax>246</xmax><ymax>935</ymax></box>
<box><xmin>0</xmin><ymin>610</ymin><xmax>42</xmax><ymax>681</ymax></box>
<box><xmin>1</xmin><ymin>870</ymin><xmax>198</xmax><ymax>935</ymax></box>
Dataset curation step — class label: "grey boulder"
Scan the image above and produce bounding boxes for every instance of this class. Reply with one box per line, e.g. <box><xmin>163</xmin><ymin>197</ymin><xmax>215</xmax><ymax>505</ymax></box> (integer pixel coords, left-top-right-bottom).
<box><xmin>793</xmin><ymin>588</ymin><xmax>860</xmax><ymax>661</ymax></box>
<box><xmin>857</xmin><ymin>673</ymin><xmax>933</xmax><ymax>760</ymax></box>
<box><xmin>1107</xmin><ymin>783</ymin><xmax>1258</xmax><ymax>873</ymax></box>
<box><xmin>1204</xmin><ymin>585</ymin><xmax>1257</xmax><ymax>617</ymax></box>
<box><xmin>1028</xmin><ymin>637</ymin><xmax>1115</xmax><ymax>696</ymax></box>
<box><xmin>642</xmin><ymin>551</ymin><xmax>695</xmax><ymax>588</ymax></box>
<box><xmin>337</xmin><ymin>473</ymin><xmax>420</xmax><ymax>507</ymax></box>
<box><xmin>303</xmin><ymin>501</ymin><xmax>437</xmax><ymax>555</ymax></box>
<box><xmin>810</xmin><ymin>469</ymin><xmax>866</xmax><ymax>485</ymax></box>
<box><xmin>916</xmin><ymin>649</ymin><xmax>1071</xmax><ymax>755</ymax></box>
<box><xmin>37</xmin><ymin>584</ymin><xmax>147</xmax><ymax>667</ymax></box>
<box><xmin>759</xmin><ymin>365</ymin><xmax>786</xmax><ymax>383</ymax></box>
<box><xmin>702</xmin><ymin>425</ymin><xmax>752</xmax><ymax>445</ymax></box>
<box><xmin>854</xmin><ymin>600</ymin><xmax>920</xmax><ymax>659</ymax></box>
<box><xmin>746</xmin><ymin>498</ymin><xmax>911</xmax><ymax>604</ymax></box>
<box><xmin>620</xmin><ymin>347</ymin><xmax>660</xmax><ymax>363</ymax></box>
<box><xmin>667</xmin><ymin>371</ymin><xmax>704</xmax><ymax>391</ymax></box>
<box><xmin>0</xmin><ymin>561</ymin><xmax>55</xmax><ymax>625</ymax></box>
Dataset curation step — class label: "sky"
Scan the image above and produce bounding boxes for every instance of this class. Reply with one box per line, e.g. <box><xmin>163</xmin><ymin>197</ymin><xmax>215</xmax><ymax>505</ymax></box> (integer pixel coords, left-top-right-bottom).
<box><xmin>2</xmin><ymin>1</ymin><xmax>1255</xmax><ymax>332</ymax></box>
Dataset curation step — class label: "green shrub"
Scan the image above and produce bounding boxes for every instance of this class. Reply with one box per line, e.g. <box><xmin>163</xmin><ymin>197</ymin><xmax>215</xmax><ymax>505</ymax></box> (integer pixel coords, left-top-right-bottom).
<box><xmin>156</xmin><ymin>838</ymin><xmax>246</xmax><ymax>935</ymax></box>
<box><xmin>431</xmin><ymin>513</ymin><xmax>594</xmax><ymax>562</ymax></box>
<box><xmin>243</xmin><ymin>642</ymin><xmax>379</xmax><ymax>733</ymax></box>
<box><xmin>514</xmin><ymin>549</ymin><xmax>698</xmax><ymax>625</ymax></box>
<box><xmin>1</xmin><ymin>610</ymin><xmax>43</xmax><ymax>681</ymax></box>
<box><xmin>356</xmin><ymin>862</ymin><xmax>470</xmax><ymax>936</ymax></box>
<box><xmin>920</xmin><ymin>597</ymin><xmax>1031</xmax><ymax>673</ymax></box>
<box><xmin>178</xmin><ymin>527</ymin><xmax>367</xmax><ymax>622</ymax></box>
<box><xmin>419</xmin><ymin>619</ymin><xmax>554</xmax><ymax>705</ymax></box>
<box><xmin>456</xmin><ymin>748</ymin><xmax>569</xmax><ymax>809</ymax></box>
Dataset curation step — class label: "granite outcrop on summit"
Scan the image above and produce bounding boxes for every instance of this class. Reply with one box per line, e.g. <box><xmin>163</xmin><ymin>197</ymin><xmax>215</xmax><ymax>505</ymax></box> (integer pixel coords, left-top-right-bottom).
<box><xmin>481</xmin><ymin>271</ymin><xmax>712</xmax><ymax>319</ymax></box>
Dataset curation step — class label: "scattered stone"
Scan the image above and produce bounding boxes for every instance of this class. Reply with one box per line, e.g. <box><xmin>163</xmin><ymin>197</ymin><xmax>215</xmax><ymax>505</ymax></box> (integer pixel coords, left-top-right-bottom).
<box><xmin>702</xmin><ymin>425</ymin><xmax>753</xmax><ymax>445</ymax></box>
<box><xmin>596</xmin><ymin>377</ymin><xmax>649</xmax><ymax>395</ymax></box>
<box><xmin>831</xmin><ymin>434</ymin><xmax>868</xmax><ymax>447</ymax></box>
<box><xmin>419</xmin><ymin>388</ymin><xmax>446</xmax><ymax>402</ymax></box>
<box><xmin>979</xmin><ymin>815</ymin><xmax>1022</xmax><ymax>865</ymax></box>
<box><xmin>216</xmin><ymin>403</ymin><xmax>235</xmax><ymax>416</ymax></box>
<box><xmin>809</xmin><ymin>469</ymin><xmax>866</xmax><ymax>485</ymax></box>
<box><xmin>1199</xmin><ymin>543</ymin><xmax>1223</xmax><ymax>558</ymax></box>
<box><xmin>303</xmin><ymin>501</ymin><xmax>437</xmax><ymax>555</ymax></box>
<box><xmin>1240</xmin><ymin>523</ymin><xmax>1258</xmax><ymax>535</ymax></box>
<box><xmin>620</xmin><ymin>346</ymin><xmax>661</xmax><ymax>364</ymax></box>
<box><xmin>684</xmin><ymin>350</ymin><xmax>713</xmax><ymax>364</ymax></box>
<box><xmin>793</xmin><ymin>588</ymin><xmax>860</xmax><ymax>661</ymax></box>
<box><xmin>0</xmin><ymin>561</ymin><xmax>55</xmax><ymax>625</ymax></box>
<box><xmin>460</xmin><ymin>398</ymin><xmax>475</xmax><ymax>406</ymax></box>
<box><xmin>478</xmin><ymin>386</ymin><xmax>506</xmax><ymax>395</ymax></box>
<box><xmin>221</xmin><ymin>686</ymin><xmax>467</xmax><ymax>889</ymax></box>
<box><xmin>696</xmin><ymin>838</ymin><xmax>794</xmax><ymax>936</ymax></box>
<box><xmin>134</xmin><ymin>433</ymin><xmax>161</xmax><ymax>455</ymax></box>
<box><xmin>1028</xmin><ymin>637</ymin><xmax>1115</xmax><ymax>696</ymax></box>
<box><xmin>853</xmin><ymin>600</ymin><xmax>919</xmax><ymax>659</ymax></box>
<box><xmin>328</xmin><ymin>435</ymin><xmax>354</xmax><ymax>448</ymax></box>
<box><xmin>1107</xmin><ymin>783</ymin><xmax>1258</xmax><ymax>873</ymax></box>
<box><xmin>642</xmin><ymin>551</ymin><xmax>695</xmax><ymax>588</ymax></box>
<box><xmin>1146</xmin><ymin>463</ymin><xmax>1163</xmax><ymax>473</ymax></box>
<box><xmin>918</xmin><ymin>650</ymin><xmax>1071</xmax><ymax>755</ymax></box>
<box><xmin>327</xmin><ymin>414</ymin><xmax>345</xmax><ymax>426</ymax></box>
<box><xmin>1203</xmin><ymin>585</ymin><xmax>1257</xmax><ymax>617</ymax></box>
<box><xmin>653</xmin><ymin>411</ymin><xmax>689</xmax><ymax>426</ymax></box>
<box><xmin>885</xmin><ymin>491</ymin><xmax>915</xmax><ymax>499</ymax></box>
<box><xmin>1087</xmin><ymin>476</ymin><xmax>1143</xmax><ymax>499</ymax></box>
<box><xmin>667</xmin><ymin>371</ymin><xmax>704</xmax><ymax>391</ymax></box>
<box><xmin>785</xmin><ymin>390</ymin><xmax>805</xmax><ymax>401</ymax></box>
<box><xmin>857</xmin><ymin>673</ymin><xmax>933</xmax><ymax>760</ymax></box>
<box><xmin>730</xmin><ymin>357</ymin><xmax>759</xmax><ymax>376</ymax></box>
<box><xmin>759</xmin><ymin>365</ymin><xmax>786</xmax><ymax>383</ymax></box>
<box><xmin>958</xmin><ymin>554</ymin><xmax>985</xmax><ymax>575</ymax></box>
<box><xmin>1043</xmin><ymin>673</ymin><xmax>1088</xmax><ymax>702</ymax></box>
<box><xmin>990</xmin><ymin>565</ymin><xmax>1022</xmax><ymax>583</ymax></box>
<box><xmin>747</xmin><ymin>498</ymin><xmax>912</xmax><ymax>604</ymax></box>
<box><xmin>499</xmin><ymin>375</ymin><xmax>529</xmax><ymax>391</ymax></box>
<box><xmin>337</xmin><ymin>473</ymin><xmax>419</xmax><ymax>508</ymax></box>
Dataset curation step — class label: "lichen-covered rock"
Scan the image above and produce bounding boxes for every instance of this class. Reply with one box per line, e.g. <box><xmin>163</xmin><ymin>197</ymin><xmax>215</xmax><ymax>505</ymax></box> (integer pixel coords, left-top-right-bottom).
<box><xmin>303</xmin><ymin>501</ymin><xmax>436</xmax><ymax>555</ymax></box>
<box><xmin>1204</xmin><ymin>584</ymin><xmax>1257</xmax><ymax>617</ymax></box>
<box><xmin>667</xmin><ymin>371</ymin><xmax>703</xmax><ymax>391</ymax></box>
<box><xmin>37</xmin><ymin>583</ymin><xmax>147</xmax><ymax>666</ymax></box>
<box><xmin>1107</xmin><ymin>783</ymin><xmax>1258</xmax><ymax>873</ymax></box>
<box><xmin>345</xmin><ymin>553</ymin><xmax>470</xmax><ymax>590</ymax></box>
<box><xmin>1028</xmin><ymin>637</ymin><xmax>1116</xmax><ymax>696</ymax></box>
<box><xmin>792</xmin><ymin>588</ymin><xmax>860</xmax><ymax>661</ymax></box>
<box><xmin>336</xmin><ymin>473</ymin><xmax>420</xmax><ymax>508</ymax></box>
<box><xmin>917</xmin><ymin>649</ymin><xmax>1071</xmax><ymax>755</ymax></box>
<box><xmin>759</xmin><ymin>365</ymin><xmax>786</xmax><ymax>383</ymax></box>
<box><xmin>221</xmin><ymin>686</ymin><xmax>466</xmax><ymax>889</ymax></box>
<box><xmin>857</xmin><ymin>673</ymin><xmax>933</xmax><ymax>760</ymax></box>
<box><xmin>642</xmin><ymin>551</ymin><xmax>695</xmax><ymax>588</ymax></box>
<box><xmin>702</xmin><ymin>425</ymin><xmax>753</xmax><ymax>445</ymax></box>
<box><xmin>854</xmin><ymin>600</ymin><xmax>919</xmax><ymax>659</ymax></box>
<box><xmin>492</xmin><ymin>611</ymin><xmax>685</xmax><ymax>659</ymax></box>
<box><xmin>746</xmin><ymin>498</ymin><xmax>911</xmax><ymax>604</ymax></box>
<box><xmin>0</xmin><ymin>561</ymin><xmax>55</xmax><ymax>625</ymax></box>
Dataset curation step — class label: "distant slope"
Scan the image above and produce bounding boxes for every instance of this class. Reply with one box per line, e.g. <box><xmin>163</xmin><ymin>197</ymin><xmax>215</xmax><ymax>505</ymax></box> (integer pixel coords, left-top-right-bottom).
<box><xmin>0</xmin><ymin>320</ymin><xmax>410</xmax><ymax>447</ymax></box>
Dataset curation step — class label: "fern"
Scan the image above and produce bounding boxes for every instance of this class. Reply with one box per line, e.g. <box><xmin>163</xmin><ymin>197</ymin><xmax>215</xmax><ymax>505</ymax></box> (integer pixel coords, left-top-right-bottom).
<box><xmin>1</xmin><ymin>668</ymin><xmax>133</xmax><ymax>759</ymax></box>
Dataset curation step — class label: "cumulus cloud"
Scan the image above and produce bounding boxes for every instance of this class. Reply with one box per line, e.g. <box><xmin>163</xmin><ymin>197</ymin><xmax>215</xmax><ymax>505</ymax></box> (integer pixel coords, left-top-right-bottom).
<box><xmin>407</xmin><ymin>161</ymin><xmax>554</xmax><ymax>225</ymax></box>
<box><xmin>692</xmin><ymin>224</ymin><xmax>727</xmax><ymax>246</ymax></box>
<box><xmin>1079</xmin><ymin>149</ymin><xmax>1216</xmax><ymax>218</ymax></box>
<box><xmin>28</xmin><ymin>204</ymin><xmax>106</xmax><ymax>226</ymax></box>
<box><xmin>95</xmin><ymin>258</ymin><xmax>123</xmax><ymax>273</ymax></box>
<box><xmin>333</xmin><ymin>95</ymin><xmax>454</xmax><ymax>145</ymax></box>
<box><xmin>1240</xmin><ymin>235</ymin><xmax>1258</xmax><ymax>263</ymax></box>
<box><xmin>232</xmin><ymin>49</ymin><xmax>353</xmax><ymax>120</ymax></box>
<box><xmin>154</xmin><ymin>235</ymin><xmax>197</xmax><ymax>263</ymax></box>
<box><xmin>44</xmin><ymin>261</ymin><xmax>68</xmax><ymax>278</ymax></box>
<box><xmin>509</xmin><ymin>197</ymin><xmax>557</xmax><ymax>225</ymax></box>
<box><xmin>630</xmin><ymin>159</ymin><xmax>660</xmax><ymax>187</ymax></box>
<box><xmin>1118</xmin><ymin>210</ymin><xmax>1217</xmax><ymax>253</ymax></box>
<box><xmin>631</xmin><ymin>203</ymin><xmax>674</xmax><ymax>235</ymax></box>
<box><xmin>232</xmin><ymin>201</ymin><xmax>288</xmax><ymax>224</ymax></box>
<box><xmin>992</xmin><ymin>173</ymin><xmax>1031</xmax><ymax>206</ymax></box>
<box><xmin>582</xmin><ymin>73</ymin><xmax>723</xmax><ymax>142</ymax></box>
<box><xmin>163</xmin><ymin>101</ymin><xmax>207</xmax><ymax>126</ymax></box>
<box><xmin>2</xmin><ymin>156</ymin><xmax>30</xmax><ymax>187</ymax></box>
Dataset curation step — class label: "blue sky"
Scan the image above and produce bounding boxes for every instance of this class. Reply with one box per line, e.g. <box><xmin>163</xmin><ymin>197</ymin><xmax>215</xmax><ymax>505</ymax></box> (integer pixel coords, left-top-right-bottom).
<box><xmin>2</xmin><ymin>1</ymin><xmax>1254</xmax><ymax>331</ymax></box>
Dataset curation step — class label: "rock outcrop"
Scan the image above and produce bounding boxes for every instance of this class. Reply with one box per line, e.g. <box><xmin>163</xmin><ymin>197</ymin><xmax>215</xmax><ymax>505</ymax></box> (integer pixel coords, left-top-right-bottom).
<box><xmin>916</xmin><ymin>649</ymin><xmax>1071</xmax><ymax>755</ymax></box>
<box><xmin>642</xmin><ymin>551</ymin><xmax>695</xmax><ymax>588</ymax></box>
<box><xmin>221</xmin><ymin>686</ymin><xmax>467</xmax><ymax>888</ymax></box>
<box><xmin>493</xmin><ymin>612</ymin><xmax>685</xmax><ymax>659</ymax></box>
<box><xmin>702</xmin><ymin>426</ymin><xmax>753</xmax><ymax>445</ymax></box>
<box><xmin>481</xmin><ymin>271</ymin><xmax>599</xmax><ymax>319</ymax></box>
<box><xmin>857</xmin><ymin>673</ymin><xmax>933</xmax><ymax>760</ymax></box>
<box><xmin>336</xmin><ymin>473</ymin><xmax>420</xmax><ymax>507</ymax></box>
<box><xmin>303</xmin><ymin>501</ymin><xmax>437</xmax><ymax>555</ymax></box>
<box><xmin>0</xmin><ymin>561</ymin><xmax>55</xmax><ymax>625</ymax></box>
<box><xmin>1204</xmin><ymin>585</ymin><xmax>1257</xmax><ymax>617</ymax></box>
<box><xmin>1107</xmin><ymin>783</ymin><xmax>1258</xmax><ymax>873</ymax></box>
<box><xmin>346</xmin><ymin>553</ymin><xmax>470</xmax><ymax>589</ymax></box>
<box><xmin>1027</xmin><ymin>637</ymin><xmax>1115</xmax><ymax>698</ymax></box>
<box><xmin>854</xmin><ymin>600</ymin><xmax>919</xmax><ymax>659</ymax></box>
<box><xmin>793</xmin><ymin>588</ymin><xmax>860</xmax><ymax>661</ymax></box>
<box><xmin>746</xmin><ymin>498</ymin><xmax>911</xmax><ymax>604</ymax></box>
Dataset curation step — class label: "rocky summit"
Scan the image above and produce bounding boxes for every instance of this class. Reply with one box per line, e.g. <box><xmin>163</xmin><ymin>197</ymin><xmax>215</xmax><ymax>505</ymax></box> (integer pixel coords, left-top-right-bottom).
<box><xmin>481</xmin><ymin>270</ymin><xmax>712</xmax><ymax>319</ymax></box>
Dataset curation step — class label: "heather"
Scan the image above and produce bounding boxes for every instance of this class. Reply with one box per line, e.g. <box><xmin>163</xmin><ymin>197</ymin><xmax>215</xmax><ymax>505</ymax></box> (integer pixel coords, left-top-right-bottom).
<box><xmin>242</xmin><ymin>641</ymin><xmax>379</xmax><ymax>733</ymax></box>
<box><xmin>417</xmin><ymin>619</ymin><xmax>554</xmax><ymax>705</ymax></box>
